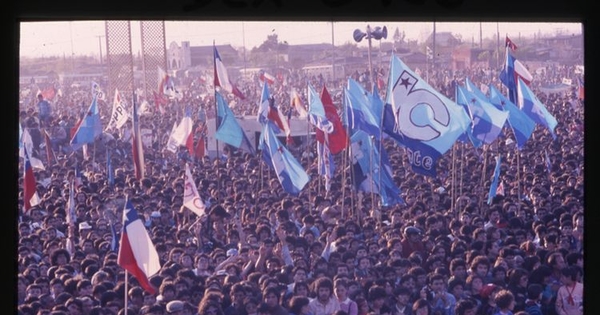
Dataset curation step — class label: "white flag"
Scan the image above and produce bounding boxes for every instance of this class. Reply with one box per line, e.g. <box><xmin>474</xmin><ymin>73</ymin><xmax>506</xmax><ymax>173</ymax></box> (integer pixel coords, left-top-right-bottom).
<box><xmin>171</xmin><ymin>115</ymin><xmax>193</xmax><ymax>146</ymax></box>
<box><xmin>165</xmin><ymin>122</ymin><xmax>179</xmax><ymax>153</ymax></box>
<box><xmin>183</xmin><ymin>163</ymin><xmax>205</xmax><ymax>217</ymax></box>
<box><xmin>91</xmin><ymin>81</ymin><xmax>106</xmax><ymax>102</ymax></box>
<box><xmin>106</xmin><ymin>88</ymin><xmax>129</xmax><ymax>131</ymax></box>
<box><xmin>19</xmin><ymin>126</ymin><xmax>45</xmax><ymax>170</ymax></box>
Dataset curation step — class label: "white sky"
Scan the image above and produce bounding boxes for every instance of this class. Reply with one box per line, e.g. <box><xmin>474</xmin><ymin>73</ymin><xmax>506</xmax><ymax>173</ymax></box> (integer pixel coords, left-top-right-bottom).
<box><xmin>19</xmin><ymin>21</ymin><xmax>582</xmax><ymax>58</ymax></box>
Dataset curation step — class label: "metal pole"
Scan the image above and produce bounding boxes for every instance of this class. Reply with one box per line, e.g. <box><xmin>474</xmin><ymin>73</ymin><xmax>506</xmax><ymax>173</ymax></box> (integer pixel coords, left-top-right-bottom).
<box><xmin>367</xmin><ymin>25</ymin><xmax>374</xmax><ymax>92</ymax></box>
<box><xmin>242</xmin><ymin>22</ymin><xmax>247</xmax><ymax>77</ymax></box>
<box><xmin>331</xmin><ymin>22</ymin><xmax>336</xmax><ymax>82</ymax></box>
<box><xmin>496</xmin><ymin>22</ymin><xmax>500</xmax><ymax>70</ymax></box>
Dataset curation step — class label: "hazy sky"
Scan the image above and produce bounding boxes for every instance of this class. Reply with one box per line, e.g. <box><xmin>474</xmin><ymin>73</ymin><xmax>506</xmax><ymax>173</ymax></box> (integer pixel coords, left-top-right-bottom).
<box><xmin>19</xmin><ymin>20</ymin><xmax>582</xmax><ymax>58</ymax></box>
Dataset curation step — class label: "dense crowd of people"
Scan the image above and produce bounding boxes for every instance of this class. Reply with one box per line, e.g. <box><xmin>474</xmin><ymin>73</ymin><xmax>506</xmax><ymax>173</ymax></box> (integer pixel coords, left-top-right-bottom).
<box><xmin>17</xmin><ymin>63</ymin><xmax>584</xmax><ymax>315</ymax></box>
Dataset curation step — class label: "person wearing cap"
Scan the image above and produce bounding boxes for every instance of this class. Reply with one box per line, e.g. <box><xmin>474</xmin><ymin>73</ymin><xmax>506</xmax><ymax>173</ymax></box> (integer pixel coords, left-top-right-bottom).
<box><xmin>478</xmin><ymin>283</ymin><xmax>501</xmax><ymax>315</ymax></box>
<box><xmin>167</xmin><ymin>300</ymin><xmax>185</xmax><ymax>314</ymax></box>
<box><xmin>401</xmin><ymin>226</ymin><xmax>425</xmax><ymax>259</ymax></box>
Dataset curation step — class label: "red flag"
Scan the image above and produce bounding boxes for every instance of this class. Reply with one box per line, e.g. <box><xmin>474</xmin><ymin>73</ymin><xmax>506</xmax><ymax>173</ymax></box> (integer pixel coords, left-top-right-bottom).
<box><xmin>70</xmin><ymin>117</ymin><xmax>83</xmax><ymax>140</ymax></box>
<box><xmin>194</xmin><ymin>124</ymin><xmax>207</xmax><ymax>159</ymax></box>
<box><xmin>505</xmin><ymin>36</ymin><xmax>517</xmax><ymax>51</ymax></box>
<box><xmin>259</xmin><ymin>70</ymin><xmax>276</xmax><ymax>85</ymax></box>
<box><xmin>317</xmin><ymin>86</ymin><xmax>348</xmax><ymax>154</ymax></box>
<box><xmin>23</xmin><ymin>147</ymin><xmax>40</xmax><ymax>213</ymax></box>
<box><xmin>185</xmin><ymin>132</ymin><xmax>194</xmax><ymax>156</ymax></box>
<box><xmin>43</xmin><ymin>129</ymin><xmax>56</xmax><ymax>166</ymax></box>
<box><xmin>41</xmin><ymin>86</ymin><xmax>57</xmax><ymax>101</ymax></box>
<box><xmin>118</xmin><ymin>199</ymin><xmax>161</xmax><ymax>294</ymax></box>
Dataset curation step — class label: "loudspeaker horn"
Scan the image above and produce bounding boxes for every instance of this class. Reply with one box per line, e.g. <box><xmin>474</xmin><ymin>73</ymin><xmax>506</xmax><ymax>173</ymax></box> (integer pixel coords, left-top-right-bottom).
<box><xmin>371</xmin><ymin>26</ymin><xmax>388</xmax><ymax>40</ymax></box>
<box><xmin>353</xmin><ymin>29</ymin><xmax>367</xmax><ymax>42</ymax></box>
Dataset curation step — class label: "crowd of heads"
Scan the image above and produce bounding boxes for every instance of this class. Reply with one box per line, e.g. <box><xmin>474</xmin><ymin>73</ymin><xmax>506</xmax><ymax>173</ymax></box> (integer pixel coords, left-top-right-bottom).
<box><xmin>18</xmin><ymin>63</ymin><xmax>584</xmax><ymax>315</ymax></box>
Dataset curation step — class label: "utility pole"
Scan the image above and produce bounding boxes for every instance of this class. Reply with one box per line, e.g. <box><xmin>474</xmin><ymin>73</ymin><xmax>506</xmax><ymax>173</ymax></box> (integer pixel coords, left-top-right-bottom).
<box><xmin>331</xmin><ymin>22</ymin><xmax>336</xmax><ymax>82</ymax></box>
<box><xmin>97</xmin><ymin>35</ymin><xmax>104</xmax><ymax>64</ymax></box>
<box><xmin>479</xmin><ymin>22</ymin><xmax>483</xmax><ymax>48</ymax></box>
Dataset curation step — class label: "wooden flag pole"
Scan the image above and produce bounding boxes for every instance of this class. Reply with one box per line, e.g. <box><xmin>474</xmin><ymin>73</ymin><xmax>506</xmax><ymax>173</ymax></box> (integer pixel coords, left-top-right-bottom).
<box><xmin>451</xmin><ymin>143</ymin><xmax>456</xmax><ymax>213</ymax></box>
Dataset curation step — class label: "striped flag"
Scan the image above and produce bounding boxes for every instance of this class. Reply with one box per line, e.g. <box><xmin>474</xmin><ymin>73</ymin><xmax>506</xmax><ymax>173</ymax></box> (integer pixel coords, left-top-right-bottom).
<box><xmin>505</xmin><ymin>36</ymin><xmax>518</xmax><ymax>51</ymax></box>
<box><xmin>290</xmin><ymin>88</ymin><xmax>308</xmax><ymax>119</ymax></box>
<box><xmin>23</xmin><ymin>147</ymin><xmax>41</xmax><ymax>213</ymax></box>
<box><xmin>118</xmin><ymin>198</ymin><xmax>161</xmax><ymax>294</ymax></box>
<box><xmin>214</xmin><ymin>45</ymin><xmax>245</xmax><ymax>99</ymax></box>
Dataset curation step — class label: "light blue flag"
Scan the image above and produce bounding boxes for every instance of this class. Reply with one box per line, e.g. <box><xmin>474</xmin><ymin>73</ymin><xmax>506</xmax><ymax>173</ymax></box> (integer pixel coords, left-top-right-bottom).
<box><xmin>19</xmin><ymin>122</ymin><xmax>23</xmax><ymax>150</ymax></box>
<box><xmin>455</xmin><ymin>86</ymin><xmax>483</xmax><ymax>148</ymax></box>
<box><xmin>257</xmin><ymin>81</ymin><xmax>270</xmax><ymax>125</ymax></box>
<box><xmin>260</xmin><ymin>123</ymin><xmax>310</xmax><ymax>195</ymax></box>
<box><xmin>345</xmin><ymin>79</ymin><xmax>381</xmax><ymax>138</ymax></box>
<box><xmin>464</xmin><ymin>77</ymin><xmax>490</xmax><ymax>103</ymax></box>
<box><xmin>488</xmin><ymin>85</ymin><xmax>535</xmax><ymax>150</ymax></box>
<box><xmin>487</xmin><ymin>155</ymin><xmax>502</xmax><ymax>205</ymax></box>
<box><xmin>369</xmin><ymin>83</ymin><xmax>384</xmax><ymax>127</ymax></box>
<box><xmin>70</xmin><ymin>94</ymin><xmax>102</xmax><ymax>150</ymax></box>
<box><xmin>387</xmin><ymin>55</ymin><xmax>470</xmax><ymax>155</ymax></box>
<box><xmin>215</xmin><ymin>91</ymin><xmax>255</xmax><ymax>155</ymax></box>
<box><xmin>456</xmin><ymin>85</ymin><xmax>509</xmax><ymax>145</ymax></box>
<box><xmin>350</xmin><ymin>130</ymin><xmax>404</xmax><ymax>206</ymax></box>
<box><xmin>516</xmin><ymin>78</ymin><xmax>558</xmax><ymax>139</ymax></box>
<box><xmin>307</xmin><ymin>84</ymin><xmax>334</xmax><ymax>133</ymax></box>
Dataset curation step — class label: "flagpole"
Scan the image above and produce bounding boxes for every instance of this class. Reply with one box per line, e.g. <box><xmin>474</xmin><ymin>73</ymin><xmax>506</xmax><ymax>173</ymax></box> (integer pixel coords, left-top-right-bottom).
<box><xmin>124</xmin><ymin>270</ymin><xmax>128</xmax><ymax>315</ymax></box>
<box><xmin>480</xmin><ymin>145</ymin><xmax>488</xmax><ymax>209</ymax></box>
<box><xmin>369</xmin><ymin>135</ymin><xmax>376</xmax><ymax>211</ymax></box>
<box><xmin>306</xmin><ymin>91</ymin><xmax>312</xmax><ymax>213</ymax></box>
<box><xmin>516</xmin><ymin>148</ymin><xmax>521</xmax><ymax>202</ymax></box>
<box><xmin>451</xmin><ymin>144</ymin><xmax>456</xmax><ymax>213</ymax></box>
<box><xmin>459</xmin><ymin>143</ymin><xmax>464</xmax><ymax>197</ymax></box>
<box><xmin>92</xmin><ymin>141</ymin><xmax>97</xmax><ymax>172</ymax></box>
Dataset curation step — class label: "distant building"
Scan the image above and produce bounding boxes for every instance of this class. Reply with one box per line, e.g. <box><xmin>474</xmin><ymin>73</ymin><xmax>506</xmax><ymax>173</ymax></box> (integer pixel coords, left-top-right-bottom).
<box><xmin>167</xmin><ymin>41</ymin><xmax>239</xmax><ymax>71</ymax></box>
<box><xmin>538</xmin><ymin>34</ymin><xmax>583</xmax><ymax>63</ymax></box>
<box><xmin>425</xmin><ymin>32</ymin><xmax>460</xmax><ymax>65</ymax></box>
<box><xmin>451</xmin><ymin>46</ymin><xmax>493</xmax><ymax>71</ymax></box>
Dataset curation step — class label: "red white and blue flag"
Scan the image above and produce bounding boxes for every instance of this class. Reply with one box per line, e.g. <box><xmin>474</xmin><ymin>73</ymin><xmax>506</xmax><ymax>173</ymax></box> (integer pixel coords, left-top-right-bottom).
<box><xmin>259</xmin><ymin>69</ymin><xmax>276</xmax><ymax>85</ymax></box>
<box><xmin>214</xmin><ymin>45</ymin><xmax>245</xmax><ymax>99</ymax></box>
<box><xmin>505</xmin><ymin>36</ymin><xmax>518</xmax><ymax>51</ymax></box>
<box><xmin>117</xmin><ymin>198</ymin><xmax>161</xmax><ymax>294</ymax></box>
<box><xmin>23</xmin><ymin>146</ymin><xmax>40</xmax><ymax>213</ymax></box>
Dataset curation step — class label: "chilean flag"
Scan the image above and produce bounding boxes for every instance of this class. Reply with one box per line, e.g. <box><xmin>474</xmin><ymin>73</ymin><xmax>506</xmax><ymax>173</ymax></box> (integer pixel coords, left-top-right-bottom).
<box><xmin>23</xmin><ymin>146</ymin><xmax>40</xmax><ymax>213</ymax></box>
<box><xmin>117</xmin><ymin>198</ymin><xmax>161</xmax><ymax>294</ymax></box>
<box><xmin>194</xmin><ymin>123</ymin><xmax>207</xmax><ymax>159</ymax></box>
<box><xmin>505</xmin><ymin>36</ymin><xmax>518</xmax><ymax>51</ymax></box>
<box><xmin>317</xmin><ymin>85</ymin><xmax>348</xmax><ymax>154</ymax></box>
<box><xmin>213</xmin><ymin>45</ymin><xmax>245</xmax><ymax>99</ymax></box>
<box><xmin>259</xmin><ymin>70</ymin><xmax>276</xmax><ymax>85</ymax></box>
